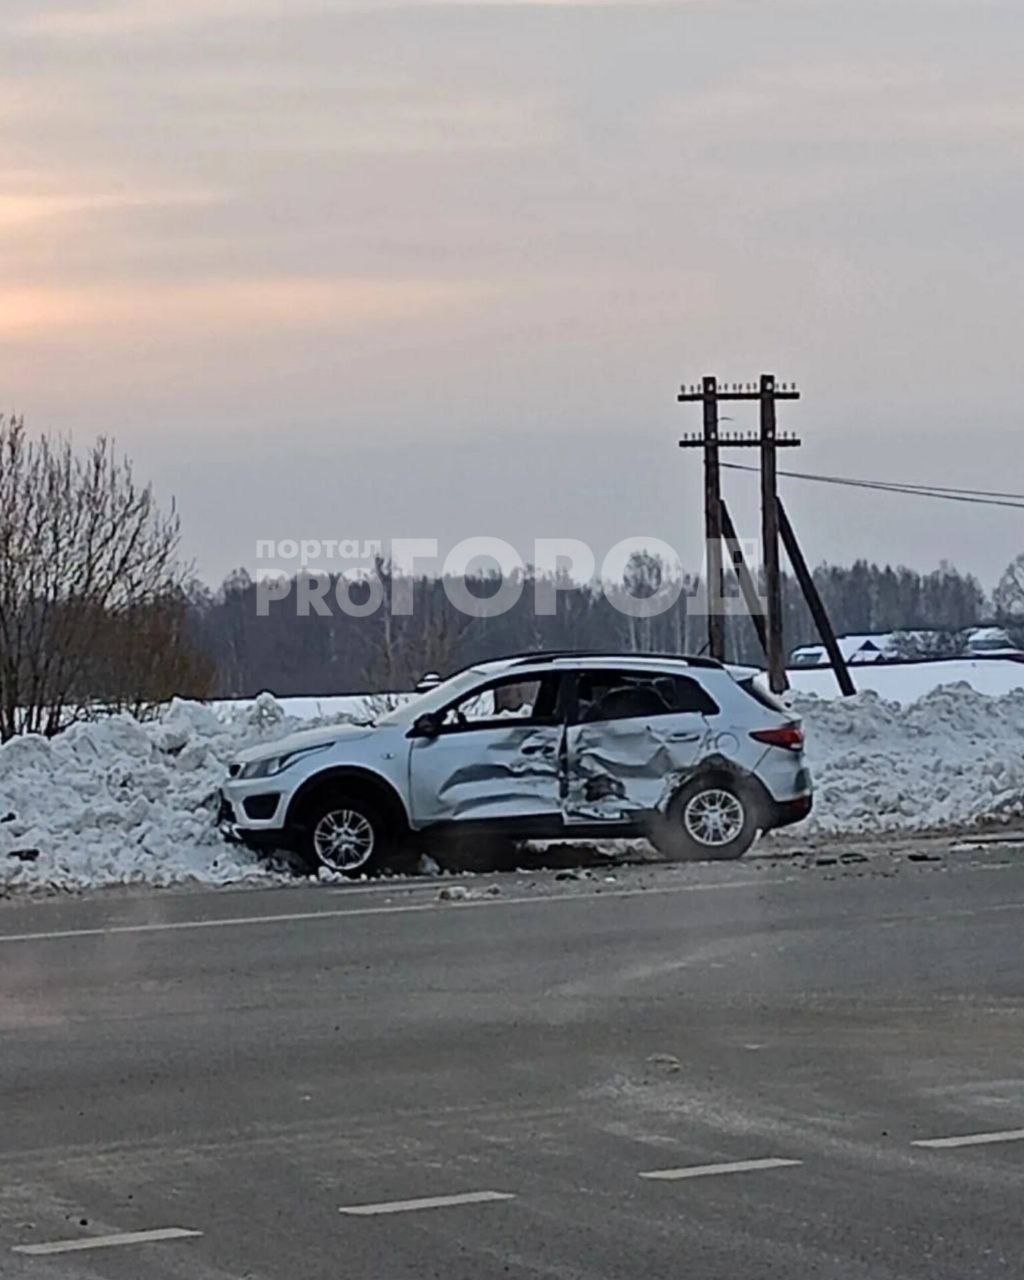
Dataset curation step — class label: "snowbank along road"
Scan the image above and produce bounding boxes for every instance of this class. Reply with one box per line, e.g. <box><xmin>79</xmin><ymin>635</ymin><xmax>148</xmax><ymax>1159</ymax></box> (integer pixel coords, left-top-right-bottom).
<box><xmin>2</xmin><ymin>682</ymin><xmax>1024</xmax><ymax>893</ymax></box>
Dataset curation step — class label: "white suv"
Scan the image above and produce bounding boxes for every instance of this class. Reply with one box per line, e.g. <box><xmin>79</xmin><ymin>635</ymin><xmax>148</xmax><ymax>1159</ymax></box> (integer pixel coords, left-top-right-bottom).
<box><xmin>218</xmin><ymin>652</ymin><xmax>812</xmax><ymax>875</ymax></box>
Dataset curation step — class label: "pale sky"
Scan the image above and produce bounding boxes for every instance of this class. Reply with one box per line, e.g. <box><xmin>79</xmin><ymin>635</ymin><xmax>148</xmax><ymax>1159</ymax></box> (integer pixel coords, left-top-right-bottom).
<box><xmin>2</xmin><ymin>0</ymin><xmax>1022</xmax><ymax>587</ymax></box>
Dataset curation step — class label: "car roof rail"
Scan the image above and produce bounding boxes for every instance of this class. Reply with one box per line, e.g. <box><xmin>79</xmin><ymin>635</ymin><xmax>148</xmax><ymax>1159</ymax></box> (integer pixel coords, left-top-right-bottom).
<box><xmin>486</xmin><ymin>649</ymin><xmax>724</xmax><ymax>670</ymax></box>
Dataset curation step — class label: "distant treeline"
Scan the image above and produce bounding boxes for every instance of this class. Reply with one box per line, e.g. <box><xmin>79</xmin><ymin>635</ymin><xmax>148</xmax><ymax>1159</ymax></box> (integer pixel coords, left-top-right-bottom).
<box><xmin>8</xmin><ymin>413</ymin><xmax>1019</xmax><ymax>737</ymax></box>
<box><xmin>184</xmin><ymin>557</ymin><xmax>1018</xmax><ymax>697</ymax></box>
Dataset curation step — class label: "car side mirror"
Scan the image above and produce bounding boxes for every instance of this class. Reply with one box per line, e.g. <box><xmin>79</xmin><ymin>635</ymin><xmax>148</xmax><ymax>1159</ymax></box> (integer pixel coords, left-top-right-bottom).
<box><xmin>410</xmin><ymin>712</ymin><xmax>442</xmax><ymax>739</ymax></box>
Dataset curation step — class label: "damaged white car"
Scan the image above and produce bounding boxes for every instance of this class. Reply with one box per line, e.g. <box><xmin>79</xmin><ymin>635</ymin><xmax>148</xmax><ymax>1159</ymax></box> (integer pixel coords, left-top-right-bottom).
<box><xmin>218</xmin><ymin>652</ymin><xmax>813</xmax><ymax>875</ymax></box>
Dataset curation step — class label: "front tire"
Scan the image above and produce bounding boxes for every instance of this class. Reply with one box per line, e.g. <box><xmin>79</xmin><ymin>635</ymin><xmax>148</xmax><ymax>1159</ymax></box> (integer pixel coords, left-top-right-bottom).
<box><xmin>652</xmin><ymin>777</ymin><xmax>758</xmax><ymax>862</ymax></box>
<box><xmin>298</xmin><ymin>792</ymin><xmax>393</xmax><ymax>877</ymax></box>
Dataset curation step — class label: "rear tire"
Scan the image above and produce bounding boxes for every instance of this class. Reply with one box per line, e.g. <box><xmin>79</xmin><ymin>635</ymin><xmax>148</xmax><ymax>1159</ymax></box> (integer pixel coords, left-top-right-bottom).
<box><xmin>297</xmin><ymin>791</ymin><xmax>394</xmax><ymax>878</ymax></box>
<box><xmin>651</xmin><ymin>776</ymin><xmax>759</xmax><ymax>862</ymax></box>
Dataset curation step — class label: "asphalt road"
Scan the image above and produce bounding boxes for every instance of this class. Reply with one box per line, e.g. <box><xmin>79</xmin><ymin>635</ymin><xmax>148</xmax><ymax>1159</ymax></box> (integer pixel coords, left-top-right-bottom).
<box><xmin>1</xmin><ymin>841</ymin><xmax>1023</xmax><ymax>1279</ymax></box>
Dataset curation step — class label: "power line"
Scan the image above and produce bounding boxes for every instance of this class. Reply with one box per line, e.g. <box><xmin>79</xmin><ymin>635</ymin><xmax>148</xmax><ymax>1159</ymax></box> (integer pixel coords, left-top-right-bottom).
<box><xmin>720</xmin><ymin>463</ymin><xmax>1024</xmax><ymax>511</ymax></box>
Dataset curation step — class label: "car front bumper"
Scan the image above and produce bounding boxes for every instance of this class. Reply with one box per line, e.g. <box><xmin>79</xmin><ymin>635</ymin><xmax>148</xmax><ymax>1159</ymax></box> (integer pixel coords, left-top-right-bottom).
<box><xmin>217</xmin><ymin>786</ymin><xmax>292</xmax><ymax>850</ymax></box>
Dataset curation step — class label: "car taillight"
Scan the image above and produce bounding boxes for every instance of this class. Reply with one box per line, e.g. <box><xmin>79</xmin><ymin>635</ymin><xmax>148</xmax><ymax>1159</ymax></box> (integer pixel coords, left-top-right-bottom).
<box><xmin>750</xmin><ymin>724</ymin><xmax>805</xmax><ymax>751</ymax></box>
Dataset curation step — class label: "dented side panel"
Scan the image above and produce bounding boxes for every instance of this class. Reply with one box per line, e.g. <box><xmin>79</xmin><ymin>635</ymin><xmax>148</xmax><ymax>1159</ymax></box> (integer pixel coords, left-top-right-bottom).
<box><xmin>563</xmin><ymin>715</ymin><xmax>709</xmax><ymax>822</ymax></box>
<box><xmin>410</xmin><ymin>725</ymin><xmax>562</xmax><ymax>825</ymax></box>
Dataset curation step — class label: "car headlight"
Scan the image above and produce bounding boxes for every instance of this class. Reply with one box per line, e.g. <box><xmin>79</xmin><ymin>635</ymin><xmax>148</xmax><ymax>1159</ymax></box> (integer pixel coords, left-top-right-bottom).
<box><xmin>237</xmin><ymin>744</ymin><xmax>330</xmax><ymax>780</ymax></box>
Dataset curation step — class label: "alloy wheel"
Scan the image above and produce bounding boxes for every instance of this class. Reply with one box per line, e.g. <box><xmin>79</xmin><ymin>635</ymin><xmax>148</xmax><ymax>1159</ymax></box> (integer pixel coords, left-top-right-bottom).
<box><xmin>682</xmin><ymin>788</ymin><xmax>745</xmax><ymax>848</ymax></box>
<box><xmin>313</xmin><ymin>808</ymin><xmax>376</xmax><ymax>871</ymax></box>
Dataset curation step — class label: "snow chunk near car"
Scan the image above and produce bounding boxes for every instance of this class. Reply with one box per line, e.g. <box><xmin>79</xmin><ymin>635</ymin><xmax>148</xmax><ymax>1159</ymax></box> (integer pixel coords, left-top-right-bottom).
<box><xmin>0</xmin><ymin>693</ymin><xmax>364</xmax><ymax>893</ymax></box>
<box><xmin>1</xmin><ymin>683</ymin><xmax>1023</xmax><ymax>891</ymax></box>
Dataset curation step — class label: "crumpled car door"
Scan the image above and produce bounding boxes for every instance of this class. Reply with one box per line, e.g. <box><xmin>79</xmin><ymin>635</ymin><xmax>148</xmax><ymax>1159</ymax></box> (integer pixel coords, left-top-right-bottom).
<box><xmin>410</xmin><ymin>723</ymin><xmax>562</xmax><ymax>826</ymax></box>
<box><xmin>563</xmin><ymin>713</ymin><xmax>706</xmax><ymax>823</ymax></box>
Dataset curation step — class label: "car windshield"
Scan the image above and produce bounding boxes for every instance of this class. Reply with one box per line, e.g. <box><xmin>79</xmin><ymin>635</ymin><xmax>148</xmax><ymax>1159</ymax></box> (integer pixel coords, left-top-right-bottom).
<box><xmin>373</xmin><ymin>667</ymin><xmax>494</xmax><ymax>726</ymax></box>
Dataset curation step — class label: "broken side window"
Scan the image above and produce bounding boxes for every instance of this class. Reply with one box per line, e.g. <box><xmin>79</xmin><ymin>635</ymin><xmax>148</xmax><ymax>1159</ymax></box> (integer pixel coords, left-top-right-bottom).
<box><xmin>440</xmin><ymin>674</ymin><xmax>562</xmax><ymax>730</ymax></box>
<box><xmin>576</xmin><ymin>670</ymin><xmax>717</xmax><ymax>723</ymax></box>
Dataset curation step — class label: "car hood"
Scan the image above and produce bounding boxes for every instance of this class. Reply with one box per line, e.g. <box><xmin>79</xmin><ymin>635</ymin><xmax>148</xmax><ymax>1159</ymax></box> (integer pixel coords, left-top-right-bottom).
<box><xmin>233</xmin><ymin>721</ymin><xmax>377</xmax><ymax>765</ymax></box>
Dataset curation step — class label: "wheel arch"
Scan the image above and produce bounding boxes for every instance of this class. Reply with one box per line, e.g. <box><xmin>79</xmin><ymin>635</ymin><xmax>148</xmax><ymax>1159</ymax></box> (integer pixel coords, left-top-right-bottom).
<box><xmin>664</xmin><ymin>755</ymin><xmax>773</xmax><ymax>827</ymax></box>
<box><xmin>285</xmin><ymin>767</ymin><xmax>411</xmax><ymax>836</ymax></box>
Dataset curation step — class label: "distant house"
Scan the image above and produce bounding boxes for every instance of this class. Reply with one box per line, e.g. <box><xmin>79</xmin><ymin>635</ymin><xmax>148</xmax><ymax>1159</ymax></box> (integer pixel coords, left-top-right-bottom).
<box><xmin>963</xmin><ymin>626</ymin><xmax>1024</xmax><ymax>658</ymax></box>
<box><xmin>789</xmin><ymin>634</ymin><xmax>891</xmax><ymax>668</ymax></box>
<box><xmin>790</xmin><ymin>627</ymin><xmax>1024</xmax><ymax>668</ymax></box>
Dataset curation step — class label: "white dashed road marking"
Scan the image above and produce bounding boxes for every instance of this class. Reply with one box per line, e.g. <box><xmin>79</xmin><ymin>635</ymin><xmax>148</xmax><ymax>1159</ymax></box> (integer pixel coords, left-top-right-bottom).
<box><xmin>0</xmin><ymin>878</ymin><xmax>783</xmax><ymax>946</ymax></box>
<box><xmin>912</xmin><ymin>1128</ymin><xmax>1024</xmax><ymax>1150</ymax></box>
<box><xmin>640</xmin><ymin>1158</ymin><xmax>803</xmax><ymax>1181</ymax></box>
<box><xmin>339</xmin><ymin>1191</ymin><xmax>516</xmax><ymax>1216</ymax></box>
<box><xmin>13</xmin><ymin>1227</ymin><xmax>202</xmax><ymax>1256</ymax></box>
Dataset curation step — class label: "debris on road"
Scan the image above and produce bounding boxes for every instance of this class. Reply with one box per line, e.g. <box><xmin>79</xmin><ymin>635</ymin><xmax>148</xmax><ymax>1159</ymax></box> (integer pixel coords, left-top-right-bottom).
<box><xmin>647</xmin><ymin>1053</ymin><xmax>682</xmax><ymax>1072</ymax></box>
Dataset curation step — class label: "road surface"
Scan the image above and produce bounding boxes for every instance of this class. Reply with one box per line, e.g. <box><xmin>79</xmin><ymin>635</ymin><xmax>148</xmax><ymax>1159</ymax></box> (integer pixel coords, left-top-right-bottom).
<box><xmin>1</xmin><ymin>840</ymin><xmax>1022</xmax><ymax>1278</ymax></box>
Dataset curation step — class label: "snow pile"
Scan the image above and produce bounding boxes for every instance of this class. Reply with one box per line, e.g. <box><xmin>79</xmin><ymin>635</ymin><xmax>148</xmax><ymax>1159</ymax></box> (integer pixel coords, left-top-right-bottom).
<box><xmin>1</xmin><ymin>682</ymin><xmax>1023</xmax><ymax>892</ymax></box>
<box><xmin>213</xmin><ymin>691</ymin><xmax>409</xmax><ymax>722</ymax></box>
<box><xmin>0</xmin><ymin>694</ymin><xmax>364</xmax><ymax>894</ymax></box>
<box><xmin>788</xmin><ymin>657</ymin><xmax>1024</xmax><ymax>704</ymax></box>
<box><xmin>798</xmin><ymin>682</ymin><xmax>1024</xmax><ymax>833</ymax></box>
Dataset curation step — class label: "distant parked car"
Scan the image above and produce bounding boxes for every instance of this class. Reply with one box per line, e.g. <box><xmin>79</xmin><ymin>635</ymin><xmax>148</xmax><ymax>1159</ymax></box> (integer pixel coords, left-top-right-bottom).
<box><xmin>218</xmin><ymin>652</ymin><xmax>813</xmax><ymax>875</ymax></box>
<box><xmin>963</xmin><ymin>626</ymin><xmax>1024</xmax><ymax>659</ymax></box>
<box><xmin>790</xmin><ymin>634</ymin><xmax>890</xmax><ymax>667</ymax></box>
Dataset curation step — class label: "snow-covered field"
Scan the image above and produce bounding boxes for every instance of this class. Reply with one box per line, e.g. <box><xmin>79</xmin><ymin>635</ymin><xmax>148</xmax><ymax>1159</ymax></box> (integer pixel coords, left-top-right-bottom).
<box><xmin>789</xmin><ymin>657</ymin><xmax>1024</xmax><ymax>703</ymax></box>
<box><xmin>1</xmin><ymin>676</ymin><xmax>1023</xmax><ymax>894</ymax></box>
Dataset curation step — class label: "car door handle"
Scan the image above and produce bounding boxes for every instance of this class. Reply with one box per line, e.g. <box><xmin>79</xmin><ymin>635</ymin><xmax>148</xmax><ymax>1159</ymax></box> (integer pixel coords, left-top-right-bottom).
<box><xmin>661</xmin><ymin>731</ymin><xmax>700</xmax><ymax>743</ymax></box>
<box><xmin>521</xmin><ymin>743</ymin><xmax>555</xmax><ymax>756</ymax></box>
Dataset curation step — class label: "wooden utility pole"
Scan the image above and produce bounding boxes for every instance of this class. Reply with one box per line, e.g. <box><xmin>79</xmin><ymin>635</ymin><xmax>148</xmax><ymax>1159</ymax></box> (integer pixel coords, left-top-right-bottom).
<box><xmin>759</xmin><ymin>374</ymin><xmax>786</xmax><ymax>692</ymax></box>
<box><xmin>719</xmin><ymin>498</ymin><xmax>767</xmax><ymax>656</ymax></box>
<box><xmin>678</xmin><ymin>374</ymin><xmax>854</xmax><ymax>696</ymax></box>
<box><xmin>702</xmin><ymin>376</ymin><xmax>725</xmax><ymax>660</ymax></box>
<box><xmin>679</xmin><ymin>376</ymin><xmax>799</xmax><ymax>671</ymax></box>
<box><xmin>777</xmin><ymin>499</ymin><xmax>856</xmax><ymax>696</ymax></box>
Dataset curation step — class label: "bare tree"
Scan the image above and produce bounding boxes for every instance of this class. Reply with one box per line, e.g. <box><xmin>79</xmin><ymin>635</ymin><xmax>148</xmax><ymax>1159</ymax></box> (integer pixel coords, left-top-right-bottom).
<box><xmin>85</xmin><ymin>592</ymin><xmax>217</xmax><ymax>718</ymax></box>
<box><xmin>367</xmin><ymin>556</ymin><xmax>403</xmax><ymax>690</ymax></box>
<box><xmin>414</xmin><ymin>582</ymin><xmax>474</xmax><ymax>679</ymax></box>
<box><xmin>619</xmin><ymin>549</ymin><xmax>665</xmax><ymax>653</ymax></box>
<box><xmin>994</xmin><ymin>553</ymin><xmax>1024</xmax><ymax>620</ymax></box>
<box><xmin>0</xmin><ymin>416</ymin><xmax>196</xmax><ymax>739</ymax></box>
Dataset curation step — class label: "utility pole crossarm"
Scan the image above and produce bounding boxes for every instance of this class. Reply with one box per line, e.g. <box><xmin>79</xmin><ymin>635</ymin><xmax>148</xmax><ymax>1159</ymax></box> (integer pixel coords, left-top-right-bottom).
<box><xmin>679</xmin><ymin>433</ymin><xmax>801</xmax><ymax>448</ymax></box>
<box><xmin>678</xmin><ymin>385</ymin><xmax>801</xmax><ymax>403</ymax></box>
